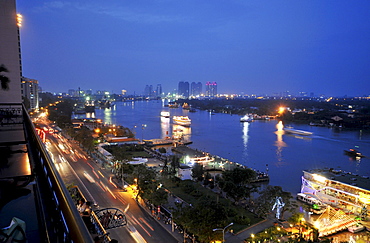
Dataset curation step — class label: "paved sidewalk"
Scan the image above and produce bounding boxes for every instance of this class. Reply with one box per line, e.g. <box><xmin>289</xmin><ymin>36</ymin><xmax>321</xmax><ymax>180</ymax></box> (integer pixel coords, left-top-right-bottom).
<box><xmin>136</xmin><ymin>198</ymin><xmax>187</xmax><ymax>243</ymax></box>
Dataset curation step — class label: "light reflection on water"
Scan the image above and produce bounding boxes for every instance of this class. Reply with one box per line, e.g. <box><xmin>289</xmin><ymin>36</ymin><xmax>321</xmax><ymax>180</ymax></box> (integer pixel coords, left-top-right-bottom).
<box><xmin>242</xmin><ymin>121</ymin><xmax>250</xmax><ymax>156</ymax></box>
<box><xmin>160</xmin><ymin>116</ymin><xmax>170</xmax><ymax>139</ymax></box>
<box><xmin>274</xmin><ymin>121</ymin><xmax>286</xmax><ymax>166</ymax></box>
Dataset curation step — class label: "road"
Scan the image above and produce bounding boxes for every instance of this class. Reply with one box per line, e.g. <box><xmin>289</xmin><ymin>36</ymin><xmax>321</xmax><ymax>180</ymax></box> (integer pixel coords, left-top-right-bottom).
<box><xmin>40</xmin><ymin>123</ymin><xmax>179</xmax><ymax>243</ymax></box>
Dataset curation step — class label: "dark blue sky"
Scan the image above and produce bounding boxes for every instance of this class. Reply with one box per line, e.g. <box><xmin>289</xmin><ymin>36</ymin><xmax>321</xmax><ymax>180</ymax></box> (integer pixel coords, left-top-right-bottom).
<box><xmin>17</xmin><ymin>0</ymin><xmax>370</xmax><ymax>97</ymax></box>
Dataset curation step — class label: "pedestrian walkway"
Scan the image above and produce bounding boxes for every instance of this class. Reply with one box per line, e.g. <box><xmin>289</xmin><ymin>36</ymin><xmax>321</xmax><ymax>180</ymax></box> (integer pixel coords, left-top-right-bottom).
<box><xmin>226</xmin><ymin>218</ymin><xmax>275</xmax><ymax>243</ymax></box>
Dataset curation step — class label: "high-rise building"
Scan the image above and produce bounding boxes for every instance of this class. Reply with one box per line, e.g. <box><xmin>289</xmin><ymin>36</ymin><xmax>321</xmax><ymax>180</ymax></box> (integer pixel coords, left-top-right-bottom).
<box><xmin>68</xmin><ymin>89</ymin><xmax>77</xmax><ymax>97</ymax></box>
<box><xmin>0</xmin><ymin>0</ymin><xmax>22</xmax><ymax>103</ymax></box>
<box><xmin>156</xmin><ymin>84</ymin><xmax>162</xmax><ymax>97</ymax></box>
<box><xmin>178</xmin><ymin>81</ymin><xmax>189</xmax><ymax>98</ymax></box>
<box><xmin>21</xmin><ymin>77</ymin><xmax>39</xmax><ymax>111</ymax></box>
<box><xmin>144</xmin><ymin>85</ymin><xmax>153</xmax><ymax>97</ymax></box>
<box><xmin>190</xmin><ymin>82</ymin><xmax>202</xmax><ymax>97</ymax></box>
<box><xmin>205</xmin><ymin>82</ymin><xmax>217</xmax><ymax>97</ymax></box>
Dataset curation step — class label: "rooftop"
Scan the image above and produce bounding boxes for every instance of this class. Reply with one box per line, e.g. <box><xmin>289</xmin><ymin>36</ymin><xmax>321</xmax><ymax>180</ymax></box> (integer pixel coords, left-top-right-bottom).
<box><xmin>304</xmin><ymin>168</ymin><xmax>370</xmax><ymax>191</ymax></box>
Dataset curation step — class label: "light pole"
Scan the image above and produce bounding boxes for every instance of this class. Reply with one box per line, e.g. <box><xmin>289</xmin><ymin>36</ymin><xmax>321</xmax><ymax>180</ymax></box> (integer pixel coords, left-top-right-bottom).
<box><xmin>141</xmin><ymin>124</ymin><xmax>147</xmax><ymax>143</ymax></box>
<box><xmin>213</xmin><ymin>222</ymin><xmax>233</xmax><ymax>243</ymax></box>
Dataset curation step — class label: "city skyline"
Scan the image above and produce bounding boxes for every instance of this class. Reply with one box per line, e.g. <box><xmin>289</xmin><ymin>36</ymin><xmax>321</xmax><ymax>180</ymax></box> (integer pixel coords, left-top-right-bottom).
<box><xmin>17</xmin><ymin>0</ymin><xmax>370</xmax><ymax>97</ymax></box>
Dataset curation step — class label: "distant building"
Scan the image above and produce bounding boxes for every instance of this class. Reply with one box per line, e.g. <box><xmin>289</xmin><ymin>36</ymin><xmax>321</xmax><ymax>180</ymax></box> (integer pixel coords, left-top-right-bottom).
<box><xmin>121</xmin><ymin>89</ymin><xmax>127</xmax><ymax>95</ymax></box>
<box><xmin>85</xmin><ymin>89</ymin><xmax>93</xmax><ymax>95</ymax></box>
<box><xmin>21</xmin><ymin>77</ymin><xmax>39</xmax><ymax>111</ymax></box>
<box><xmin>190</xmin><ymin>82</ymin><xmax>202</xmax><ymax>97</ymax></box>
<box><xmin>205</xmin><ymin>82</ymin><xmax>217</xmax><ymax>97</ymax></box>
<box><xmin>178</xmin><ymin>81</ymin><xmax>189</xmax><ymax>98</ymax></box>
<box><xmin>144</xmin><ymin>85</ymin><xmax>154</xmax><ymax>98</ymax></box>
<box><xmin>68</xmin><ymin>89</ymin><xmax>78</xmax><ymax>97</ymax></box>
<box><xmin>0</xmin><ymin>0</ymin><xmax>22</xmax><ymax>103</ymax></box>
<box><xmin>156</xmin><ymin>84</ymin><xmax>162</xmax><ymax>97</ymax></box>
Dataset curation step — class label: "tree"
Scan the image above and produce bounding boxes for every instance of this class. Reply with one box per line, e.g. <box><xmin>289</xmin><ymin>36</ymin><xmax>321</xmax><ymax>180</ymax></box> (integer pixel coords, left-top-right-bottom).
<box><xmin>132</xmin><ymin>164</ymin><xmax>165</xmax><ymax>205</ymax></box>
<box><xmin>191</xmin><ymin>163</ymin><xmax>204</xmax><ymax>182</ymax></box>
<box><xmin>173</xmin><ymin>195</ymin><xmax>229</xmax><ymax>243</ymax></box>
<box><xmin>0</xmin><ymin>65</ymin><xmax>10</xmax><ymax>90</ymax></box>
<box><xmin>74</xmin><ymin>127</ymin><xmax>95</xmax><ymax>151</ymax></box>
<box><xmin>218</xmin><ymin>168</ymin><xmax>257</xmax><ymax>204</ymax></box>
<box><xmin>254</xmin><ymin>185</ymin><xmax>297</xmax><ymax>219</ymax></box>
<box><xmin>169</xmin><ymin>155</ymin><xmax>180</xmax><ymax>175</ymax></box>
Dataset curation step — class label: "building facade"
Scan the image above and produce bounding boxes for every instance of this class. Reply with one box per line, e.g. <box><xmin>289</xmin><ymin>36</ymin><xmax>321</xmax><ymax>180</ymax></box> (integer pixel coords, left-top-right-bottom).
<box><xmin>205</xmin><ymin>81</ymin><xmax>217</xmax><ymax>97</ymax></box>
<box><xmin>0</xmin><ymin>0</ymin><xmax>22</xmax><ymax>103</ymax></box>
<box><xmin>178</xmin><ymin>81</ymin><xmax>189</xmax><ymax>98</ymax></box>
<box><xmin>190</xmin><ymin>82</ymin><xmax>202</xmax><ymax>97</ymax></box>
<box><xmin>155</xmin><ymin>84</ymin><xmax>162</xmax><ymax>97</ymax></box>
<box><xmin>300</xmin><ymin>169</ymin><xmax>370</xmax><ymax>218</ymax></box>
<box><xmin>21</xmin><ymin>77</ymin><xmax>39</xmax><ymax>111</ymax></box>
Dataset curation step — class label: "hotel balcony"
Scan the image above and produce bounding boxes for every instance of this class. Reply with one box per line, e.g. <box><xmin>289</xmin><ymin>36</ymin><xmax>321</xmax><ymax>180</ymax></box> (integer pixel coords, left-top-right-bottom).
<box><xmin>0</xmin><ymin>103</ymin><xmax>97</xmax><ymax>242</ymax></box>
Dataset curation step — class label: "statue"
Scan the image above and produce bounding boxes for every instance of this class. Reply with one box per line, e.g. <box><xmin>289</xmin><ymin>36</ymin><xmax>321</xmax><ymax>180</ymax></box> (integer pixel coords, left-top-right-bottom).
<box><xmin>272</xmin><ymin>196</ymin><xmax>285</xmax><ymax>220</ymax></box>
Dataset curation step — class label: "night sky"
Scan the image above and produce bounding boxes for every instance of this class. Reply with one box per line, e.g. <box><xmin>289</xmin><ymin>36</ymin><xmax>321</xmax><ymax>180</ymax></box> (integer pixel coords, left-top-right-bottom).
<box><xmin>17</xmin><ymin>0</ymin><xmax>370</xmax><ymax>97</ymax></box>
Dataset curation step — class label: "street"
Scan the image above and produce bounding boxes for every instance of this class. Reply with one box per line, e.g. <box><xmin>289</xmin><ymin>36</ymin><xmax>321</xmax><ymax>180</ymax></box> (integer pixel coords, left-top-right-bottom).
<box><xmin>42</xmin><ymin>125</ymin><xmax>179</xmax><ymax>243</ymax></box>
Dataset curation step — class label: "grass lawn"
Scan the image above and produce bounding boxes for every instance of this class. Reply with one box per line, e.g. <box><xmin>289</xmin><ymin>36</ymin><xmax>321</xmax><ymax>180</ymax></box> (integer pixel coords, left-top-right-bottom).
<box><xmin>130</xmin><ymin>151</ymin><xmax>151</xmax><ymax>158</ymax></box>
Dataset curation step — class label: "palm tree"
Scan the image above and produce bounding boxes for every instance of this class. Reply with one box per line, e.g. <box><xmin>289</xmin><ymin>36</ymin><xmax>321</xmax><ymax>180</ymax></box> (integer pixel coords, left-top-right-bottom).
<box><xmin>0</xmin><ymin>64</ymin><xmax>10</xmax><ymax>90</ymax></box>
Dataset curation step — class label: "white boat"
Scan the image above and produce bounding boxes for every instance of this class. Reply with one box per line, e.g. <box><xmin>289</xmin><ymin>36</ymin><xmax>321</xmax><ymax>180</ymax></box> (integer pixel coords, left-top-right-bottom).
<box><xmin>240</xmin><ymin>114</ymin><xmax>253</xmax><ymax>122</ymax></box>
<box><xmin>173</xmin><ymin>116</ymin><xmax>191</xmax><ymax>126</ymax></box>
<box><xmin>161</xmin><ymin>111</ymin><xmax>170</xmax><ymax>118</ymax></box>
<box><xmin>283</xmin><ymin>127</ymin><xmax>313</xmax><ymax>136</ymax></box>
<box><xmin>348</xmin><ymin>224</ymin><xmax>365</xmax><ymax>233</ymax></box>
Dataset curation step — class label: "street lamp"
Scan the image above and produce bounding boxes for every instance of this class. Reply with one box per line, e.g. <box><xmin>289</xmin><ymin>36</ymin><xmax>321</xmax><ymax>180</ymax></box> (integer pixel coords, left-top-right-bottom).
<box><xmin>141</xmin><ymin>124</ymin><xmax>147</xmax><ymax>143</ymax></box>
<box><xmin>213</xmin><ymin>222</ymin><xmax>233</xmax><ymax>243</ymax></box>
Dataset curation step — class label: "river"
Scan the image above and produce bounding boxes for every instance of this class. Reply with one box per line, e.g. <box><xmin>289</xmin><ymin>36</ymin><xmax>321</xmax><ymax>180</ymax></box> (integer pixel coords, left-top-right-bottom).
<box><xmin>90</xmin><ymin>100</ymin><xmax>370</xmax><ymax>194</ymax></box>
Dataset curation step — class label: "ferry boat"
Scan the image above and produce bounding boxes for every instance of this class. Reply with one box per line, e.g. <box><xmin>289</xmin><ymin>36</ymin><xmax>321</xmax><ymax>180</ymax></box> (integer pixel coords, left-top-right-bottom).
<box><xmin>160</xmin><ymin>111</ymin><xmax>170</xmax><ymax>118</ymax></box>
<box><xmin>173</xmin><ymin>116</ymin><xmax>191</xmax><ymax>126</ymax></box>
<box><xmin>283</xmin><ymin>127</ymin><xmax>313</xmax><ymax>136</ymax></box>
<box><xmin>240</xmin><ymin>114</ymin><xmax>253</xmax><ymax>122</ymax></box>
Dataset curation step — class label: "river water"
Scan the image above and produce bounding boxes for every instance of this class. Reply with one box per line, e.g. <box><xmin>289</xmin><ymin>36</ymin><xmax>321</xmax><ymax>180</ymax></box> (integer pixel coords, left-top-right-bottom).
<box><xmin>91</xmin><ymin>100</ymin><xmax>370</xmax><ymax>194</ymax></box>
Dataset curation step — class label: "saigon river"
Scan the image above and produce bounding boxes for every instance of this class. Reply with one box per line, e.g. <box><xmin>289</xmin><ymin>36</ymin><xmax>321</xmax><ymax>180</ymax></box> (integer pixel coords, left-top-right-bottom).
<box><xmin>91</xmin><ymin>100</ymin><xmax>370</xmax><ymax>194</ymax></box>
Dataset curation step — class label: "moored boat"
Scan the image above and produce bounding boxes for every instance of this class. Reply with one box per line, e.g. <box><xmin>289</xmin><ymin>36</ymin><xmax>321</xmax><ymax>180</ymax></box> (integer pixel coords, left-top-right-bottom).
<box><xmin>240</xmin><ymin>114</ymin><xmax>253</xmax><ymax>122</ymax></box>
<box><xmin>173</xmin><ymin>116</ymin><xmax>191</xmax><ymax>126</ymax></box>
<box><xmin>168</xmin><ymin>102</ymin><xmax>179</xmax><ymax>108</ymax></box>
<box><xmin>182</xmin><ymin>103</ymin><xmax>190</xmax><ymax>110</ymax></box>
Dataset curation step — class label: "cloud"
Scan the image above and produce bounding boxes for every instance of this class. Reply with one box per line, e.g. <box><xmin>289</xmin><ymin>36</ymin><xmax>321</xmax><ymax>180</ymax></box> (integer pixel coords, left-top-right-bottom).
<box><xmin>36</xmin><ymin>1</ymin><xmax>186</xmax><ymax>24</ymax></box>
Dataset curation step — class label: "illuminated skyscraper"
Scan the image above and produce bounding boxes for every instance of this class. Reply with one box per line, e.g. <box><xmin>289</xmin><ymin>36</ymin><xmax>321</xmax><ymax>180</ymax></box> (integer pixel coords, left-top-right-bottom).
<box><xmin>205</xmin><ymin>82</ymin><xmax>217</xmax><ymax>97</ymax></box>
<box><xmin>21</xmin><ymin>77</ymin><xmax>39</xmax><ymax>111</ymax></box>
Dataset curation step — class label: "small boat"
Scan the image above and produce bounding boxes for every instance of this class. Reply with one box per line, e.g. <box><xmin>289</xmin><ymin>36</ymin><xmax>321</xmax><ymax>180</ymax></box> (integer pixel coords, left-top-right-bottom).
<box><xmin>173</xmin><ymin>116</ymin><xmax>191</xmax><ymax>126</ymax></box>
<box><xmin>160</xmin><ymin>111</ymin><xmax>170</xmax><ymax>118</ymax></box>
<box><xmin>168</xmin><ymin>102</ymin><xmax>179</xmax><ymax>108</ymax></box>
<box><xmin>283</xmin><ymin>127</ymin><xmax>313</xmax><ymax>136</ymax></box>
<box><xmin>240</xmin><ymin>114</ymin><xmax>253</xmax><ymax>122</ymax></box>
<box><xmin>182</xmin><ymin>103</ymin><xmax>190</xmax><ymax>110</ymax></box>
<box><xmin>344</xmin><ymin>149</ymin><xmax>365</xmax><ymax>158</ymax></box>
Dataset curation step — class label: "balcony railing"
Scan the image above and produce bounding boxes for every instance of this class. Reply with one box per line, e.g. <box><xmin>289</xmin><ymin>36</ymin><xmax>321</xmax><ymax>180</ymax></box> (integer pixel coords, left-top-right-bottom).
<box><xmin>0</xmin><ymin>103</ymin><xmax>94</xmax><ymax>242</ymax></box>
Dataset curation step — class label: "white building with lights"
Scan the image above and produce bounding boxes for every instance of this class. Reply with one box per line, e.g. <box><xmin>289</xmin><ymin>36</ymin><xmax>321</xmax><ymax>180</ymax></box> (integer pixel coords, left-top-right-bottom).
<box><xmin>300</xmin><ymin>169</ymin><xmax>370</xmax><ymax>218</ymax></box>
